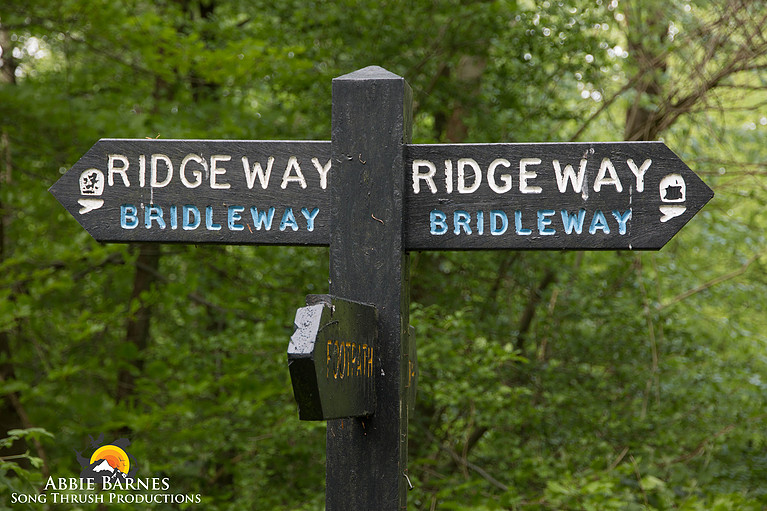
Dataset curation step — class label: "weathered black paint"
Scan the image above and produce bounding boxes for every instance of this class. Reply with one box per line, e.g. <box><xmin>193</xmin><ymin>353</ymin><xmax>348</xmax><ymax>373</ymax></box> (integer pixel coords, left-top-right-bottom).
<box><xmin>405</xmin><ymin>142</ymin><xmax>713</xmax><ymax>250</ymax></box>
<box><xmin>48</xmin><ymin>139</ymin><xmax>331</xmax><ymax>245</ymax></box>
<box><xmin>50</xmin><ymin>138</ymin><xmax>713</xmax><ymax>251</ymax></box>
<box><xmin>287</xmin><ymin>295</ymin><xmax>378</xmax><ymax>421</ymax></box>
<box><xmin>406</xmin><ymin>325</ymin><xmax>417</xmax><ymax>416</ymax></box>
<box><xmin>327</xmin><ymin>66</ymin><xmax>413</xmax><ymax>510</ymax></box>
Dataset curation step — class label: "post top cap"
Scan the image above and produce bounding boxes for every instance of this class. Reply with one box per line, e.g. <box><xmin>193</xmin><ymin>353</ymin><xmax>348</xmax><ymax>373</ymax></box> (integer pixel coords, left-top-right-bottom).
<box><xmin>334</xmin><ymin>66</ymin><xmax>403</xmax><ymax>81</ymax></box>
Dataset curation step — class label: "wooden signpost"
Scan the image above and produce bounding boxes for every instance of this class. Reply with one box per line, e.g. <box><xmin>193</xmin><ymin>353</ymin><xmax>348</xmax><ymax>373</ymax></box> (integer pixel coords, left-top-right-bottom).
<box><xmin>50</xmin><ymin>66</ymin><xmax>713</xmax><ymax>510</ymax></box>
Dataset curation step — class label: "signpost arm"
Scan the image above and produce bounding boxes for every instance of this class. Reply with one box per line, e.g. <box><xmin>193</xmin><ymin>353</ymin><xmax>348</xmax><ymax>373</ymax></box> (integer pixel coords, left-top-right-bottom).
<box><xmin>328</xmin><ymin>66</ymin><xmax>413</xmax><ymax>509</ymax></box>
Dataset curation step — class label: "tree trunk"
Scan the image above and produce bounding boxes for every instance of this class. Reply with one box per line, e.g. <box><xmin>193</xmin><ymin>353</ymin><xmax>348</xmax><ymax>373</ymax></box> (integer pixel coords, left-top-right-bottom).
<box><xmin>116</xmin><ymin>244</ymin><xmax>161</xmax><ymax>404</ymax></box>
<box><xmin>0</xmin><ymin>24</ymin><xmax>49</xmax><ymax>476</ymax></box>
<box><xmin>623</xmin><ymin>3</ymin><xmax>668</xmax><ymax>141</ymax></box>
<box><xmin>0</xmin><ymin>21</ymin><xmax>21</xmax><ymax>453</ymax></box>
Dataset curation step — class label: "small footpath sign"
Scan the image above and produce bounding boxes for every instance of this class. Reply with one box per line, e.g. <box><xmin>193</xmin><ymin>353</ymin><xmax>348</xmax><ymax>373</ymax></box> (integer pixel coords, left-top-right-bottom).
<box><xmin>288</xmin><ymin>295</ymin><xmax>378</xmax><ymax>421</ymax></box>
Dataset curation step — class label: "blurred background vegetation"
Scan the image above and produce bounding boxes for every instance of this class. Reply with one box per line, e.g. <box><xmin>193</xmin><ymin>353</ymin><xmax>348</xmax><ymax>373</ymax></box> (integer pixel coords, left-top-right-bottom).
<box><xmin>1</xmin><ymin>0</ymin><xmax>766</xmax><ymax>509</ymax></box>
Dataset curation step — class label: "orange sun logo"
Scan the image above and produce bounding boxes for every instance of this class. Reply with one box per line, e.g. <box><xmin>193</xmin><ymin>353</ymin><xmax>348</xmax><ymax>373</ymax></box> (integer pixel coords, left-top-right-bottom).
<box><xmin>89</xmin><ymin>445</ymin><xmax>130</xmax><ymax>474</ymax></box>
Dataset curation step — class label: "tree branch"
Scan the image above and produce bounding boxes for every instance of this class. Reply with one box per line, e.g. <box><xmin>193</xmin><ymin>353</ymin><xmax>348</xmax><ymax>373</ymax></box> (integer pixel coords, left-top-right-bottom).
<box><xmin>658</xmin><ymin>252</ymin><xmax>763</xmax><ymax>311</ymax></box>
<box><xmin>134</xmin><ymin>258</ymin><xmax>263</xmax><ymax>323</ymax></box>
<box><xmin>425</xmin><ymin>429</ymin><xmax>508</xmax><ymax>492</ymax></box>
<box><xmin>516</xmin><ymin>268</ymin><xmax>557</xmax><ymax>352</ymax></box>
<box><xmin>662</xmin><ymin>414</ymin><xmax>767</xmax><ymax>466</ymax></box>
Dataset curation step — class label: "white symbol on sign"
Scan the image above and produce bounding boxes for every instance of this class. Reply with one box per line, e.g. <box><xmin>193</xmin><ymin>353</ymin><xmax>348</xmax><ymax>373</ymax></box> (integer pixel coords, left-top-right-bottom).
<box><xmin>659</xmin><ymin>173</ymin><xmax>686</xmax><ymax>223</ymax></box>
<box><xmin>78</xmin><ymin>168</ymin><xmax>105</xmax><ymax>214</ymax></box>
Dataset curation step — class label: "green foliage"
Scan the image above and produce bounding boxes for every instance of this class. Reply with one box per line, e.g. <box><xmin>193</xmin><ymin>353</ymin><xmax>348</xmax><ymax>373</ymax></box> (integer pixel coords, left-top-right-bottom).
<box><xmin>0</xmin><ymin>429</ymin><xmax>51</xmax><ymax>510</ymax></box>
<box><xmin>1</xmin><ymin>0</ymin><xmax>766</xmax><ymax>509</ymax></box>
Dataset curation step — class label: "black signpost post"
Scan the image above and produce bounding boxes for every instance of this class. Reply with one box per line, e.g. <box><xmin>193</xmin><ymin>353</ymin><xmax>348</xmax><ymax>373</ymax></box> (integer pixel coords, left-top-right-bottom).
<box><xmin>49</xmin><ymin>66</ymin><xmax>713</xmax><ymax>510</ymax></box>
<box><xmin>326</xmin><ymin>67</ymin><xmax>414</xmax><ymax>509</ymax></box>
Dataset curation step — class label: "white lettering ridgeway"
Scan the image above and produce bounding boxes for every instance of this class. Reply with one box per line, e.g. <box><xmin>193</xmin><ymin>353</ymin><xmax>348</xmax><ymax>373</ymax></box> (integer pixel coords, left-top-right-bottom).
<box><xmin>102</xmin><ymin>153</ymin><xmax>331</xmax><ymax>190</ymax></box>
<box><xmin>410</xmin><ymin>156</ymin><xmax>651</xmax><ymax>197</ymax></box>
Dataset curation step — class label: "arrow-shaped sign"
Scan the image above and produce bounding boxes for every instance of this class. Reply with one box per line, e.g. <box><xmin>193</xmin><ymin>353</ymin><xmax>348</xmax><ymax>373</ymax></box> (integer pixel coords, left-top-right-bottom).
<box><xmin>404</xmin><ymin>141</ymin><xmax>714</xmax><ymax>250</ymax></box>
<box><xmin>51</xmin><ymin>140</ymin><xmax>712</xmax><ymax>250</ymax></box>
<box><xmin>49</xmin><ymin>139</ymin><xmax>331</xmax><ymax>245</ymax></box>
